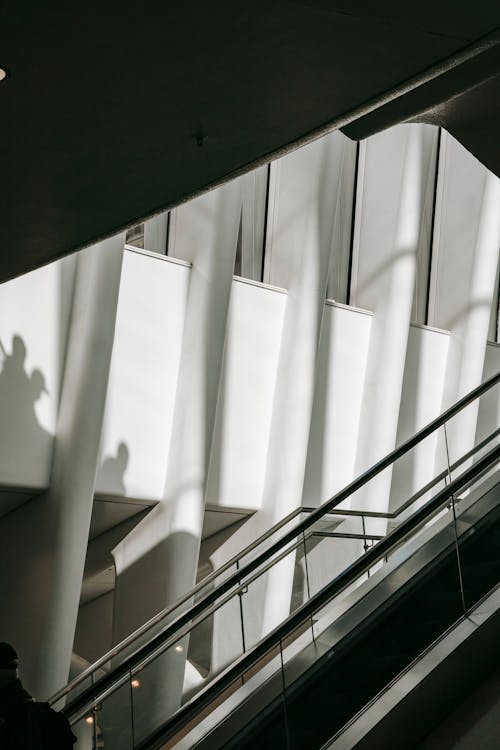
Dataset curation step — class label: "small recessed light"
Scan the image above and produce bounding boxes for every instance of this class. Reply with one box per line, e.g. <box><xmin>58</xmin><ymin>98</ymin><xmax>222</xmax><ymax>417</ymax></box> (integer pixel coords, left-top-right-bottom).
<box><xmin>131</xmin><ymin>678</ymin><xmax>141</xmax><ymax>689</ymax></box>
<box><xmin>0</xmin><ymin>69</ymin><xmax>7</xmax><ymax>82</ymax></box>
<box><xmin>174</xmin><ymin>644</ymin><xmax>184</xmax><ymax>654</ymax></box>
<box><xmin>85</xmin><ymin>716</ymin><xmax>94</xmax><ymax>725</ymax></box>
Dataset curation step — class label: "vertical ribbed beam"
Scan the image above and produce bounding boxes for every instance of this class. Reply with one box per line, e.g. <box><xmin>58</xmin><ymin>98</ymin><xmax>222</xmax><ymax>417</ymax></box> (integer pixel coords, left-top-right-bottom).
<box><xmin>240</xmin><ymin>166</ymin><xmax>268</xmax><ymax>280</ymax></box>
<box><xmin>256</xmin><ymin>132</ymin><xmax>348</xmax><ymax>638</ymax></box>
<box><xmin>143</xmin><ymin>211</ymin><xmax>169</xmax><ymax>254</ymax></box>
<box><xmin>37</xmin><ymin>237</ymin><xmax>125</xmax><ymax>697</ymax></box>
<box><xmin>0</xmin><ymin>237</ymin><xmax>125</xmax><ymax>698</ymax></box>
<box><xmin>352</xmin><ymin>125</ymin><xmax>437</xmax><ymax>531</ymax></box>
<box><xmin>111</xmin><ymin>179</ymin><xmax>242</xmax><ymax>739</ymax></box>
<box><xmin>429</xmin><ymin>132</ymin><xmax>500</xmax><ymax>466</ymax></box>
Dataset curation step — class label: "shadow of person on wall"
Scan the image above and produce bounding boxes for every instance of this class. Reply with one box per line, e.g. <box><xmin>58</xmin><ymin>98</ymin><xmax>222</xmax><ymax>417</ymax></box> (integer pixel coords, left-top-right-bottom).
<box><xmin>0</xmin><ymin>335</ymin><xmax>31</xmax><ymax>395</ymax></box>
<box><xmin>97</xmin><ymin>442</ymin><xmax>129</xmax><ymax>496</ymax></box>
<box><xmin>0</xmin><ymin>334</ymin><xmax>53</xmax><ymax>482</ymax></box>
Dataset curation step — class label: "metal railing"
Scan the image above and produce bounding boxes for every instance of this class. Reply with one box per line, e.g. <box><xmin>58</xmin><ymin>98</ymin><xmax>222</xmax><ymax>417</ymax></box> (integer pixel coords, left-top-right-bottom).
<box><xmin>56</xmin><ymin>370</ymin><xmax>500</xmax><ymax>726</ymax></box>
<box><xmin>139</xmin><ymin>440</ymin><xmax>500</xmax><ymax>750</ymax></box>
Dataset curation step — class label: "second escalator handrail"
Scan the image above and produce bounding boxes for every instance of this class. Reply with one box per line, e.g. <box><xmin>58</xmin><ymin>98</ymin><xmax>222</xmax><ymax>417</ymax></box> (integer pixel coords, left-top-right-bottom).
<box><xmin>57</xmin><ymin>369</ymin><xmax>500</xmax><ymax>713</ymax></box>
<box><xmin>133</xmin><ymin>439</ymin><xmax>500</xmax><ymax>750</ymax></box>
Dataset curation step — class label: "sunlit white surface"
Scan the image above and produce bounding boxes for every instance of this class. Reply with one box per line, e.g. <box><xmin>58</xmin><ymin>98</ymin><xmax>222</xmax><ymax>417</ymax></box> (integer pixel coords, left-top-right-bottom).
<box><xmin>206</xmin><ymin>278</ymin><xmax>286</xmax><ymax>510</ymax></box>
<box><xmin>302</xmin><ymin>302</ymin><xmax>372</xmax><ymax>504</ymax></box>
<box><xmin>351</xmin><ymin>126</ymin><xmax>437</xmax><ymax>529</ymax></box>
<box><xmin>430</xmin><ymin>133</ymin><xmax>500</xmax><ymax>466</ymax></box>
<box><xmin>0</xmin><ymin>258</ymin><xmax>73</xmax><ymax>485</ymax></box>
<box><xmin>96</xmin><ymin>250</ymin><xmax>190</xmax><ymax>500</ymax></box>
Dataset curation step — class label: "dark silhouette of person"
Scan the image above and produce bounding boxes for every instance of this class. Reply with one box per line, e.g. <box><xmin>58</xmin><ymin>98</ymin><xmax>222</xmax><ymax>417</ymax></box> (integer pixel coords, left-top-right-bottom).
<box><xmin>98</xmin><ymin>441</ymin><xmax>130</xmax><ymax>495</ymax></box>
<box><xmin>0</xmin><ymin>642</ymin><xmax>76</xmax><ymax>748</ymax></box>
<box><xmin>0</xmin><ymin>642</ymin><xmax>33</xmax><ymax>732</ymax></box>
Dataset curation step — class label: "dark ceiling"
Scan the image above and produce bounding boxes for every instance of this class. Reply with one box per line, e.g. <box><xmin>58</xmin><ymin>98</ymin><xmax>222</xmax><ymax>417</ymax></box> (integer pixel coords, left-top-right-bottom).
<box><xmin>1</xmin><ymin>1</ymin><xmax>499</xmax><ymax>282</ymax></box>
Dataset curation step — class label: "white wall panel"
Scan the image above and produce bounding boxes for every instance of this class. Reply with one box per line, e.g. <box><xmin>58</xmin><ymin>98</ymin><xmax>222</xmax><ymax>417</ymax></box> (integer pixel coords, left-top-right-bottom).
<box><xmin>96</xmin><ymin>250</ymin><xmax>189</xmax><ymax>500</ymax></box>
<box><xmin>206</xmin><ymin>279</ymin><xmax>287</xmax><ymax>511</ymax></box>
<box><xmin>0</xmin><ymin>257</ymin><xmax>75</xmax><ymax>487</ymax></box>
<box><xmin>302</xmin><ymin>302</ymin><xmax>372</xmax><ymax>506</ymax></box>
<box><xmin>350</xmin><ymin>125</ymin><xmax>437</xmax><ymax>313</ymax></box>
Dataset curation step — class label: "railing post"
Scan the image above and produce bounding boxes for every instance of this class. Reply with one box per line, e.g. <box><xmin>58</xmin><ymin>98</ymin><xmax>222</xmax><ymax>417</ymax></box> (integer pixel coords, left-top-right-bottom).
<box><xmin>279</xmin><ymin>638</ymin><xmax>292</xmax><ymax>750</ymax></box>
<box><xmin>91</xmin><ymin>706</ymin><xmax>99</xmax><ymax>750</ymax></box>
<box><xmin>443</xmin><ymin>422</ymin><xmax>467</xmax><ymax>615</ymax></box>
<box><xmin>302</xmin><ymin>531</ymin><xmax>316</xmax><ymax>643</ymax></box>
<box><xmin>361</xmin><ymin>514</ymin><xmax>371</xmax><ymax>579</ymax></box>
<box><xmin>89</xmin><ymin>673</ymin><xmax>98</xmax><ymax>750</ymax></box>
<box><xmin>236</xmin><ymin>560</ymin><xmax>247</xmax><ymax>659</ymax></box>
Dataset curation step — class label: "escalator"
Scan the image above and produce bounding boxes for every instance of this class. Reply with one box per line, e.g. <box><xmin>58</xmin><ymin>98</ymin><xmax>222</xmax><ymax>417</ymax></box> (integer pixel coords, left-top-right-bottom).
<box><xmin>211</xmin><ymin>481</ymin><xmax>500</xmax><ymax>750</ymax></box>
<box><xmin>54</xmin><ymin>371</ymin><xmax>500</xmax><ymax>749</ymax></box>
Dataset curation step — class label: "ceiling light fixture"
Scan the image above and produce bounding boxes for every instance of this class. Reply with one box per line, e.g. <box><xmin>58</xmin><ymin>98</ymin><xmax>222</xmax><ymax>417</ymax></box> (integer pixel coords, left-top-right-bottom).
<box><xmin>0</xmin><ymin>68</ymin><xmax>7</xmax><ymax>82</ymax></box>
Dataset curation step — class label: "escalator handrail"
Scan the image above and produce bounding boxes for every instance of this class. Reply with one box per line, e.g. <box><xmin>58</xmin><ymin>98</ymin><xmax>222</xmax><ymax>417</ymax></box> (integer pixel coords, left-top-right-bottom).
<box><xmin>133</xmin><ymin>440</ymin><xmax>500</xmax><ymax>750</ymax></box>
<box><xmin>57</xmin><ymin>369</ymin><xmax>500</xmax><ymax>712</ymax></box>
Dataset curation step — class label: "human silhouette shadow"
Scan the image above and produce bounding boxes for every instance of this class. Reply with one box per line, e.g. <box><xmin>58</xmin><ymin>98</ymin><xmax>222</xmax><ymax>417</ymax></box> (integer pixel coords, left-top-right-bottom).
<box><xmin>97</xmin><ymin>442</ymin><xmax>129</xmax><ymax>496</ymax></box>
<box><xmin>0</xmin><ymin>334</ymin><xmax>52</xmax><ymax>483</ymax></box>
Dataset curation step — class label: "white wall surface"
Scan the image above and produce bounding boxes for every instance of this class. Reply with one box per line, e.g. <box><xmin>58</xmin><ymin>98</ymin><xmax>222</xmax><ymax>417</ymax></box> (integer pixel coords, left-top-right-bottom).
<box><xmin>96</xmin><ymin>249</ymin><xmax>190</xmax><ymax>500</ymax></box>
<box><xmin>430</xmin><ymin>132</ymin><xmax>500</xmax><ymax>466</ymax></box>
<box><xmin>206</xmin><ymin>278</ymin><xmax>287</xmax><ymax>511</ymax></box>
<box><xmin>0</xmin><ymin>256</ymin><xmax>75</xmax><ymax>487</ymax></box>
<box><xmin>429</xmin><ymin>134</ymin><xmax>499</xmax><ymax>333</ymax></box>
<box><xmin>0</xmin><ymin>238</ymin><xmax>125</xmax><ymax>698</ymax></box>
<box><xmin>351</xmin><ymin>125</ymin><xmax>439</xmax><ymax>525</ymax></box>
<box><xmin>476</xmin><ymin>342</ymin><xmax>500</xmax><ymax>446</ymax></box>
<box><xmin>302</xmin><ymin>301</ymin><xmax>372</xmax><ymax>506</ymax></box>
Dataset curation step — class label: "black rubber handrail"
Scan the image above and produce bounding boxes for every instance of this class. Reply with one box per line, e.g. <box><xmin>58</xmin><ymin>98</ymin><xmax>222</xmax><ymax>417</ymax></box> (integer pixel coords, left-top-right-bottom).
<box><xmin>136</xmin><ymin>440</ymin><xmax>500</xmax><ymax>750</ymax></box>
<box><xmin>61</xmin><ymin>369</ymin><xmax>500</xmax><ymax>718</ymax></box>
